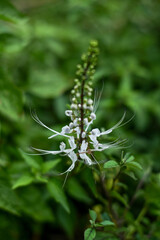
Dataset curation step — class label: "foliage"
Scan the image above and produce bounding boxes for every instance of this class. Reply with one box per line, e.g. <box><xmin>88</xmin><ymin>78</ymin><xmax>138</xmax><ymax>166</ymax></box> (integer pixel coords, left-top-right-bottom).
<box><xmin>0</xmin><ymin>0</ymin><xmax>160</xmax><ymax>239</ymax></box>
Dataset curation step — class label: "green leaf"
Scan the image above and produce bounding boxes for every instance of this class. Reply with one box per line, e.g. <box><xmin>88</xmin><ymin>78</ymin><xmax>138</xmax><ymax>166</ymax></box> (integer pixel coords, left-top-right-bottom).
<box><xmin>35</xmin><ymin>175</ymin><xmax>48</xmax><ymax>183</ymax></box>
<box><xmin>28</xmin><ymin>69</ymin><xmax>69</xmax><ymax>98</ymax></box>
<box><xmin>0</xmin><ymin>77</ymin><xmax>22</xmax><ymax>121</ymax></box>
<box><xmin>127</xmin><ymin>162</ymin><xmax>143</xmax><ymax>170</ymax></box>
<box><xmin>57</xmin><ymin>205</ymin><xmax>76</xmax><ymax>238</ymax></box>
<box><xmin>126</xmin><ymin>155</ymin><xmax>135</xmax><ymax>163</ymax></box>
<box><xmin>47</xmin><ymin>180</ymin><xmax>70</xmax><ymax>213</ymax></box>
<box><xmin>124</xmin><ymin>171</ymin><xmax>137</xmax><ymax>180</ymax></box>
<box><xmin>111</xmin><ymin>191</ymin><xmax>128</xmax><ymax>208</ymax></box>
<box><xmin>84</xmin><ymin>228</ymin><xmax>96</xmax><ymax>240</ymax></box>
<box><xmin>18</xmin><ymin>186</ymin><xmax>54</xmax><ymax>222</ymax></box>
<box><xmin>89</xmin><ymin>210</ymin><xmax>97</xmax><ymax>222</ymax></box>
<box><xmin>0</xmin><ymin>179</ymin><xmax>20</xmax><ymax>215</ymax></box>
<box><xmin>19</xmin><ymin>149</ymin><xmax>41</xmax><ymax>170</ymax></box>
<box><xmin>104</xmin><ymin>160</ymin><xmax>119</xmax><ymax>169</ymax></box>
<box><xmin>99</xmin><ymin>220</ymin><xmax>115</xmax><ymax>226</ymax></box>
<box><xmin>82</xmin><ymin>168</ymin><xmax>98</xmax><ymax>197</ymax></box>
<box><xmin>67</xmin><ymin>178</ymin><xmax>92</xmax><ymax>204</ymax></box>
<box><xmin>0</xmin><ymin>0</ymin><xmax>24</xmax><ymax>24</ymax></box>
<box><xmin>42</xmin><ymin>159</ymin><xmax>61</xmax><ymax>174</ymax></box>
<box><xmin>12</xmin><ymin>175</ymin><xmax>34</xmax><ymax>189</ymax></box>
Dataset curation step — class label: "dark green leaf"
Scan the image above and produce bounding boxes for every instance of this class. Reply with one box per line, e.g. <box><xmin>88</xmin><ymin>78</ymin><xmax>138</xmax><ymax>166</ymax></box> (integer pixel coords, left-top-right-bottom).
<box><xmin>47</xmin><ymin>180</ymin><xmax>70</xmax><ymax>213</ymax></box>
<box><xmin>0</xmin><ymin>180</ymin><xmax>20</xmax><ymax>215</ymax></box>
<box><xmin>67</xmin><ymin>178</ymin><xmax>92</xmax><ymax>204</ymax></box>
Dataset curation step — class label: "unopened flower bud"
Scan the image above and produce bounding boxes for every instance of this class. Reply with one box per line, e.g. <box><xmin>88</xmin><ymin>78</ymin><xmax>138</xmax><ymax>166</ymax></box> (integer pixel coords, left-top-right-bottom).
<box><xmin>84</xmin><ymin>118</ymin><xmax>88</xmax><ymax>125</ymax></box>
<box><xmin>83</xmin><ymin>103</ymin><xmax>87</xmax><ymax>109</ymax></box>
<box><xmin>71</xmin><ymin>104</ymin><xmax>77</xmax><ymax>109</ymax></box>
<box><xmin>90</xmin><ymin>112</ymin><xmax>96</xmax><ymax>120</ymax></box>
<box><xmin>88</xmin><ymin>99</ymin><xmax>93</xmax><ymax>105</ymax></box>
<box><xmin>82</xmin><ymin>132</ymin><xmax>86</xmax><ymax>138</ymax></box>
<box><xmin>65</xmin><ymin>110</ymin><xmax>72</xmax><ymax>116</ymax></box>
<box><xmin>89</xmin><ymin>106</ymin><xmax>93</xmax><ymax>111</ymax></box>
<box><xmin>69</xmin><ymin>123</ymin><xmax>74</xmax><ymax>128</ymax></box>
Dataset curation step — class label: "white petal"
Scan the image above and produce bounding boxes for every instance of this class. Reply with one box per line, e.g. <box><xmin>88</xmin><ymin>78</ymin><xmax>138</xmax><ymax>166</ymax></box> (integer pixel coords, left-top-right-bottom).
<box><xmin>68</xmin><ymin>136</ymin><xmax>76</xmax><ymax>149</ymax></box>
<box><xmin>31</xmin><ymin>111</ymin><xmax>61</xmax><ymax>135</ymax></box>
<box><xmin>91</xmin><ymin>128</ymin><xmax>100</xmax><ymax>136</ymax></box>
<box><xmin>68</xmin><ymin>151</ymin><xmax>77</xmax><ymax>162</ymax></box>
<box><xmin>85</xmin><ymin>120</ymin><xmax>93</xmax><ymax>132</ymax></box>
<box><xmin>100</xmin><ymin>129</ymin><xmax>112</xmax><ymax>135</ymax></box>
<box><xmin>80</xmin><ymin>140</ymin><xmax>88</xmax><ymax>152</ymax></box>
<box><xmin>60</xmin><ymin>142</ymin><xmax>66</xmax><ymax>151</ymax></box>
<box><xmin>62</xmin><ymin>125</ymin><xmax>71</xmax><ymax>134</ymax></box>
<box><xmin>100</xmin><ymin>112</ymin><xmax>126</xmax><ymax>136</ymax></box>
<box><xmin>48</xmin><ymin>133</ymin><xmax>59</xmax><ymax>139</ymax></box>
<box><xmin>32</xmin><ymin>147</ymin><xmax>62</xmax><ymax>155</ymax></box>
<box><xmin>75</xmin><ymin>127</ymin><xmax>80</xmax><ymax>139</ymax></box>
<box><xmin>79</xmin><ymin>153</ymin><xmax>92</xmax><ymax>165</ymax></box>
<box><xmin>59</xmin><ymin>162</ymin><xmax>75</xmax><ymax>175</ymax></box>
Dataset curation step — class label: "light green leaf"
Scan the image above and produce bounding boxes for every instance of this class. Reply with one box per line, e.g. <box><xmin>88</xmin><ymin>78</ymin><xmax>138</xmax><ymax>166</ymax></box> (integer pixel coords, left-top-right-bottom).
<box><xmin>127</xmin><ymin>162</ymin><xmax>143</xmax><ymax>170</ymax></box>
<box><xmin>84</xmin><ymin>228</ymin><xmax>96</xmax><ymax>240</ymax></box>
<box><xmin>126</xmin><ymin>155</ymin><xmax>135</xmax><ymax>163</ymax></box>
<box><xmin>104</xmin><ymin>160</ymin><xmax>119</xmax><ymax>169</ymax></box>
<box><xmin>28</xmin><ymin>69</ymin><xmax>69</xmax><ymax>98</ymax></box>
<box><xmin>67</xmin><ymin>178</ymin><xmax>92</xmax><ymax>204</ymax></box>
<box><xmin>12</xmin><ymin>175</ymin><xmax>34</xmax><ymax>189</ymax></box>
<box><xmin>47</xmin><ymin>180</ymin><xmax>70</xmax><ymax>213</ymax></box>
<box><xmin>19</xmin><ymin>149</ymin><xmax>41</xmax><ymax>170</ymax></box>
<box><xmin>99</xmin><ymin>220</ymin><xmax>115</xmax><ymax>226</ymax></box>
<box><xmin>35</xmin><ymin>175</ymin><xmax>48</xmax><ymax>183</ymax></box>
<box><xmin>89</xmin><ymin>210</ymin><xmax>97</xmax><ymax>222</ymax></box>
<box><xmin>42</xmin><ymin>159</ymin><xmax>61</xmax><ymax>174</ymax></box>
<box><xmin>0</xmin><ymin>0</ymin><xmax>24</xmax><ymax>24</ymax></box>
<box><xmin>0</xmin><ymin>77</ymin><xmax>22</xmax><ymax>121</ymax></box>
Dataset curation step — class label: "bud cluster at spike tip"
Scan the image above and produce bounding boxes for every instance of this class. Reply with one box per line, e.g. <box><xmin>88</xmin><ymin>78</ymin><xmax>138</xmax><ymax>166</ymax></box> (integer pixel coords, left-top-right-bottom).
<box><xmin>31</xmin><ymin>40</ymin><xmax>126</xmax><ymax>175</ymax></box>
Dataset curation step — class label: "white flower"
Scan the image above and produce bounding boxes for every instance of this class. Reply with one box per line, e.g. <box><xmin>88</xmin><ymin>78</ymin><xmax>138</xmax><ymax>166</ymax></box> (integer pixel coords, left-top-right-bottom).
<box><xmin>79</xmin><ymin>140</ymin><xmax>92</xmax><ymax>165</ymax></box>
<box><xmin>48</xmin><ymin>125</ymin><xmax>72</xmax><ymax>139</ymax></box>
<box><xmin>31</xmin><ymin>109</ymin><xmax>126</xmax><ymax>175</ymax></box>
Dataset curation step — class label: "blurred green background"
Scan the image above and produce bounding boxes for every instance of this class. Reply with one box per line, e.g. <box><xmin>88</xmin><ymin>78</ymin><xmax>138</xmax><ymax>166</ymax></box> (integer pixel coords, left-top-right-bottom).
<box><xmin>0</xmin><ymin>0</ymin><xmax>160</xmax><ymax>239</ymax></box>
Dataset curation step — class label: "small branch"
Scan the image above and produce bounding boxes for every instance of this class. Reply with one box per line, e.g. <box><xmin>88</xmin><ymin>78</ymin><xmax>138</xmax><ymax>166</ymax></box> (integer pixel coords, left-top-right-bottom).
<box><xmin>99</xmin><ymin>171</ymin><xmax>118</xmax><ymax>226</ymax></box>
<box><xmin>79</xmin><ymin>56</ymin><xmax>91</xmax><ymax>144</ymax></box>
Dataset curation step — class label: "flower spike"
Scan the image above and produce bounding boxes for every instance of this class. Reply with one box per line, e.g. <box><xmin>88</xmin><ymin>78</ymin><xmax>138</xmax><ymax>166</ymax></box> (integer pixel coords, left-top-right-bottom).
<box><xmin>31</xmin><ymin>41</ymin><xmax>128</xmax><ymax>174</ymax></box>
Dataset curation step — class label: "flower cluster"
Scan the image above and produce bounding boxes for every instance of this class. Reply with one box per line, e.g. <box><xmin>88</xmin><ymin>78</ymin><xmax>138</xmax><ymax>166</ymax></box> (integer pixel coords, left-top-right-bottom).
<box><xmin>31</xmin><ymin>41</ymin><xmax>125</xmax><ymax>174</ymax></box>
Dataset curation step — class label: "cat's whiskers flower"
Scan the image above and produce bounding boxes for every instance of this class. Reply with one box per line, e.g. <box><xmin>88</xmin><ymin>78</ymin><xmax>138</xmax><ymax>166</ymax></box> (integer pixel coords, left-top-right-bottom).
<box><xmin>30</xmin><ymin>41</ymin><xmax>128</xmax><ymax>175</ymax></box>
